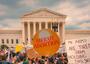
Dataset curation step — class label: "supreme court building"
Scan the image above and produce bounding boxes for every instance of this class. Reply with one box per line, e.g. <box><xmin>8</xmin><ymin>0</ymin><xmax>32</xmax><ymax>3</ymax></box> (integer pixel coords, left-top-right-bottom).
<box><xmin>0</xmin><ymin>8</ymin><xmax>90</xmax><ymax>52</ymax></box>
<box><xmin>21</xmin><ymin>8</ymin><xmax>66</xmax><ymax>45</ymax></box>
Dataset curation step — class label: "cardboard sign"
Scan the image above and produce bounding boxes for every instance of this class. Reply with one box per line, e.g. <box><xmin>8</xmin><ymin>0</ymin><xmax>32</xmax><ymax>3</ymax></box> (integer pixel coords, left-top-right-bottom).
<box><xmin>26</xmin><ymin>48</ymin><xmax>40</xmax><ymax>59</ymax></box>
<box><xmin>65</xmin><ymin>38</ymin><xmax>90</xmax><ymax>64</ymax></box>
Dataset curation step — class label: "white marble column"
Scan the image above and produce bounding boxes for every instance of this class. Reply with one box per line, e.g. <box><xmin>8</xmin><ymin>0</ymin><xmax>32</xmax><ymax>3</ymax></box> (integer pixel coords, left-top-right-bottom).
<box><xmin>45</xmin><ymin>22</ymin><xmax>48</xmax><ymax>29</ymax></box>
<box><xmin>51</xmin><ymin>22</ymin><xmax>52</xmax><ymax>30</ymax></box>
<box><xmin>28</xmin><ymin>22</ymin><xmax>31</xmax><ymax>44</ymax></box>
<box><xmin>33</xmin><ymin>22</ymin><xmax>36</xmax><ymax>36</ymax></box>
<box><xmin>62</xmin><ymin>22</ymin><xmax>65</xmax><ymax>43</ymax></box>
<box><xmin>57</xmin><ymin>22</ymin><xmax>60</xmax><ymax>36</ymax></box>
<box><xmin>60</xmin><ymin>22</ymin><xmax>65</xmax><ymax>43</ymax></box>
<box><xmin>39</xmin><ymin>22</ymin><xmax>42</xmax><ymax>30</ymax></box>
<box><xmin>22</xmin><ymin>22</ymin><xmax>25</xmax><ymax>43</ymax></box>
<box><xmin>59</xmin><ymin>22</ymin><xmax>65</xmax><ymax>53</ymax></box>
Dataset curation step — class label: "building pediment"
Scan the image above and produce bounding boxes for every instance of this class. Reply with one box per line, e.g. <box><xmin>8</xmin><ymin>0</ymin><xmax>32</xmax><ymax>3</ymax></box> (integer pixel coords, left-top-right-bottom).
<box><xmin>21</xmin><ymin>8</ymin><xmax>66</xmax><ymax>18</ymax></box>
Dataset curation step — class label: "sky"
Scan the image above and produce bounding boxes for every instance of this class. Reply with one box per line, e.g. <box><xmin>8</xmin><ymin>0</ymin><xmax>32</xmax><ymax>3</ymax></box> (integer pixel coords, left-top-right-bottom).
<box><xmin>0</xmin><ymin>0</ymin><xmax>90</xmax><ymax>30</ymax></box>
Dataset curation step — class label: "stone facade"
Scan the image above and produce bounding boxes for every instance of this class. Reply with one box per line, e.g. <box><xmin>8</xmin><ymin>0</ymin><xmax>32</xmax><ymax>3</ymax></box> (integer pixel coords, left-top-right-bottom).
<box><xmin>0</xmin><ymin>8</ymin><xmax>90</xmax><ymax>50</ymax></box>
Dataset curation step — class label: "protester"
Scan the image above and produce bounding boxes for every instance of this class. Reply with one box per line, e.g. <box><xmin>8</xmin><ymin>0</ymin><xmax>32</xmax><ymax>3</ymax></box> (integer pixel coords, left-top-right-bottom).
<box><xmin>62</xmin><ymin>53</ymin><xmax>68</xmax><ymax>64</ymax></box>
<box><xmin>23</xmin><ymin>58</ymin><xmax>29</xmax><ymax>64</ymax></box>
<box><xmin>0</xmin><ymin>49</ymin><xmax>68</xmax><ymax>64</ymax></box>
<box><xmin>38</xmin><ymin>56</ymin><xmax>45</xmax><ymax>64</ymax></box>
<box><xmin>56</xmin><ymin>53</ymin><xmax>63</xmax><ymax>64</ymax></box>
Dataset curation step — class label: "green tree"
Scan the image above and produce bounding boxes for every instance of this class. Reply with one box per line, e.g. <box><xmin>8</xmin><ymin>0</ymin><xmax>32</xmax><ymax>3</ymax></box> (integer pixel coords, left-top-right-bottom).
<box><xmin>0</xmin><ymin>45</ymin><xmax>9</xmax><ymax>50</ymax></box>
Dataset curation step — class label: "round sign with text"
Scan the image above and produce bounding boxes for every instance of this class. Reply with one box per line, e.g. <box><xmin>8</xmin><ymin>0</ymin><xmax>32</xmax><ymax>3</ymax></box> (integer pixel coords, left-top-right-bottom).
<box><xmin>32</xmin><ymin>29</ymin><xmax>60</xmax><ymax>56</ymax></box>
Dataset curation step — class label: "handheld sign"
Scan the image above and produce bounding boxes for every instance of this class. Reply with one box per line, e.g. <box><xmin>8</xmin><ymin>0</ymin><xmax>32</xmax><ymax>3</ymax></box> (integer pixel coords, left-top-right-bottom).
<box><xmin>26</xmin><ymin>48</ymin><xmax>40</xmax><ymax>59</ymax></box>
<box><xmin>15</xmin><ymin>44</ymin><xmax>24</xmax><ymax>53</ymax></box>
<box><xmin>32</xmin><ymin>29</ymin><xmax>60</xmax><ymax>56</ymax></box>
<box><xmin>66</xmin><ymin>38</ymin><xmax>90</xmax><ymax>64</ymax></box>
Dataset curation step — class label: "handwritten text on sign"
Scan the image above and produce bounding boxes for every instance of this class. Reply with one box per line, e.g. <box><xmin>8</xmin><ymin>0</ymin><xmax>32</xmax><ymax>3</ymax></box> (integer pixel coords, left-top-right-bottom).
<box><xmin>66</xmin><ymin>38</ymin><xmax>90</xmax><ymax>64</ymax></box>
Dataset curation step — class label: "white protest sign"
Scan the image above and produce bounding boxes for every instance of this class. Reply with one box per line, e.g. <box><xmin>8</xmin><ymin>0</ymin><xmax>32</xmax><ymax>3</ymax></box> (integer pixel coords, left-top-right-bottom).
<box><xmin>65</xmin><ymin>38</ymin><xmax>90</xmax><ymax>64</ymax></box>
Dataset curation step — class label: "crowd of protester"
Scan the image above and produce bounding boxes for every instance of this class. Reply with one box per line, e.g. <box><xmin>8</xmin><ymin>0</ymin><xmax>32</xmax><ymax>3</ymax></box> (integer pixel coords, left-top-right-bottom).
<box><xmin>0</xmin><ymin>49</ymin><xmax>68</xmax><ymax>64</ymax></box>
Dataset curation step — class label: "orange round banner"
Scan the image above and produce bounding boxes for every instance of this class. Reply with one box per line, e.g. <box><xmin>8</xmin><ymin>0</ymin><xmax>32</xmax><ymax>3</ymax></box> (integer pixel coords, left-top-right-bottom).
<box><xmin>32</xmin><ymin>29</ymin><xmax>60</xmax><ymax>56</ymax></box>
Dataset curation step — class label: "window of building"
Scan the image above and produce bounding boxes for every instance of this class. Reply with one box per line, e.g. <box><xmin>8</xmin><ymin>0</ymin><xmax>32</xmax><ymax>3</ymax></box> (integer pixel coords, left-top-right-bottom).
<box><xmin>1</xmin><ymin>39</ymin><xmax>4</xmax><ymax>44</ymax></box>
<box><xmin>52</xmin><ymin>23</ymin><xmax>58</xmax><ymax>32</ymax></box>
<box><xmin>16</xmin><ymin>39</ymin><xmax>19</xmax><ymax>44</ymax></box>
<box><xmin>6</xmin><ymin>39</ymin><xmax>9</xmax><ymax>44</ymax></box>
<box><xmin>11</xmin><ymin>39</ymin><xmax>14</xmax><ymax>44</ymax></box>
